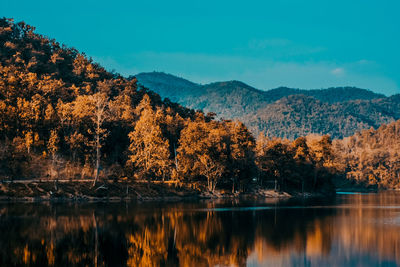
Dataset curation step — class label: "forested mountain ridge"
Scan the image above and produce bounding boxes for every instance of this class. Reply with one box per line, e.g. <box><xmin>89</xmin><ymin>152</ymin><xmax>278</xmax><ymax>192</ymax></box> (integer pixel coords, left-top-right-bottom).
<box><xmin>135</xmin><ymin>72</ymin><xmax>386</xmax><ymax>105</ymax></box>
<box><xmin>135</xmin><ymin>71</ymin><xmax>399</xmax><ymax>138</ymax></box>
<box><xmin>135</xmin><ymin>72</ymin><xmax>271</xmax><ymax>118</ymax></box>
<box><xmin>246</xmin><ymin>94</ymin><xmax>400</xmax><ymax>139</ymax></box>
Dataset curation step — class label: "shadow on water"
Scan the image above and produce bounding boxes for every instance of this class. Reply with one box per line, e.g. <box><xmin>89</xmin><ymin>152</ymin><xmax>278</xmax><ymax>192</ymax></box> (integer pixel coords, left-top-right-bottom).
<box><xmin>0</xmin><ymin>193</ymin><xmax>400</xmax><ymax>266</ymax></box>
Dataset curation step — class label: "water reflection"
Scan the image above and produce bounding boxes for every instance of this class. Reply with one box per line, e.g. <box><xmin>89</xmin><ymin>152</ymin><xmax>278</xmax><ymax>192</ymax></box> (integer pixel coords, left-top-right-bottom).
<box><xmin>0</xmin><ymin>193</ymin><xmax>400</xmax><ymax>266</ymax></box>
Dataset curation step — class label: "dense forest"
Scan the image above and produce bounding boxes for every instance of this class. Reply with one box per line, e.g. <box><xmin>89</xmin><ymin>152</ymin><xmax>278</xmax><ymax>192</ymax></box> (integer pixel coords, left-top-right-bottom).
<box><xmin>0</xmin><ymin>18</ymin><xmax>399</xmax><ymax>196</ymax></box>
<box><xmin>334</xmin><ymin>120</ymin><xmax>400</xmax><ymax>188</ymax></box>
<box><xmin>244</xmin><ymin>94</ymin><xmax>400</xmax><ymax>139</ymax></box>
<box><xmin>136</xmin><ymin>72</ymin><xmax>400</xmax><ymax>139</ymax></box>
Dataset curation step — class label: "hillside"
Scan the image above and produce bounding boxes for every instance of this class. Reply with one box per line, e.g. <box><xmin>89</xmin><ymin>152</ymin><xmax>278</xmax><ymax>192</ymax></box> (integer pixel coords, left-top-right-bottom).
<box><xmin>135</xmin><ymin>72</ymin><xmax>398</xmax><ymax>138</ymax></box>
<box><xmin>0</xmin><ymin>18</ymin><xmax>194</xmax><ymax>182</ymax></box>
<box><xmin>245</xmin><ymin>94</ymin><xmax>400</xmax><ymax>139</ymax></box>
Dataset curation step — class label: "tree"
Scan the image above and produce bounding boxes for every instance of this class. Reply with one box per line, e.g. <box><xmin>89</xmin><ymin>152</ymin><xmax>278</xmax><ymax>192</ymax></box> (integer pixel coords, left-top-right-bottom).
<box><xmin>226</xmin><ymin>120</ymin><xmax>256</xmax><ymax>192</ymax></box>
<box><xmin>293</xmin><ymin>137</ymin><xmax>311</xmax><ymax>162</ymax></box>
<box><xmin>128</xmin><ymin>95</ymin><xmax>171</xmax><ymax>181</ymax></box>
<box><xmin>47</xmin><ymin>129</ymin><xmax>59</xmax><ymax>178</ymax></box>
<box><xmin>308</xmin><ymin>134</ymin><xmax>334</xmax><ymax>189</ymax></box>
<box><xmin>256</xmin><ymin>137</ymin><xmax>295</xmax><ymax>191</ymax></box>
<box><xmin>72</xmin><ymin>88</ymin><xmax>110</xmax><ymax>186</ymax></box>
<box><xmin>177</xmin><ymin>118</ymin><xmax>229</xmax><ymax>192</ymax></box>
<box><xmin>92</xmin><ymin>92</ymin><xmax>109</xmax><ymax>185</ymax></box>
<box><xmin>292</xmin><ymin>136</ymin><xmax>313</xmax><ymax>192</ymax></box>
<box><xmin>23</xmin><ymin>131</ymin><xmax>35</xmax><ymax>154</ymax></box>
<box><xmin>199</xmin><ymin>154</ymin><xmax>225</xmax><ymax>192</ymax></box>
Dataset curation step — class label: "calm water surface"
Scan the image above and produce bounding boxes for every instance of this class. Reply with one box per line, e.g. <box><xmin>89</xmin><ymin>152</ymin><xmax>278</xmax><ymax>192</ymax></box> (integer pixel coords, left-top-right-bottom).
<box><xmin>1</xmin><ymin>192</ymin><xmax>400</xmax><ymax>266</ymax></box>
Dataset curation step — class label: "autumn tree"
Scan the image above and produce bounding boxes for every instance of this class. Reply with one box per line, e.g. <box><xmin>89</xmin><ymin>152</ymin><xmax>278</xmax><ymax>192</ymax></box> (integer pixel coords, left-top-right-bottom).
<box><xmin>256</xmin><ymin>136</ymin><xmax>295</xmax><ymax>191</ymax></box>
<box><xmin>47</xmin><ymin>129</ymin><xmax>59</xmax><ymax>178</ymax></box>
<box><xmin>71</xmin><ymin>82</ymin><xmax>111</xmax><ymax>185</ymax></box>
<box><xmin>226</xmin><ymin>120</ymin><xmax>256</xmax><ymax>192</ymax></box>
<box><xmin>177</xmin><ymin>115</ymin><xmax>229</xmax><ymax>192</ymax></box>
<box><xmin>291</xmin><ymin>136</ymin><xmax>315</xmax><ymax>192</ymax></box>
<box><xmin>128</xmin><ymin>94</ymin><xmax>171</xmax><ymax>181</ymax></box>
<box><xmin>308</xmin><ymin>135</ymin><xmax>334</xmax><ymax>189</ymax></box>
<box><xmin>156</xmin><ymin>106</ymin><xmax>185</xmax><ymax>179</ymax></box>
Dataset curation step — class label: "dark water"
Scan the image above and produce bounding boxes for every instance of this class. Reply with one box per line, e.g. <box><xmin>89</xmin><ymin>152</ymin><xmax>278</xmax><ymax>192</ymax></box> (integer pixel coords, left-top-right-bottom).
<box><xmin>1</xmin><ymin>193</ymin><xmax>400</xmax><ymax>266</ymax></box>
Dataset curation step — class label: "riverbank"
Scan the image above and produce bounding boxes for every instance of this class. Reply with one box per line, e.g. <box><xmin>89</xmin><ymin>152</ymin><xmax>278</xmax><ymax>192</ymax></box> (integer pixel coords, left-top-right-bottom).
<box><xmin>333</xmin><ymin>177</ymin><xmax>380</xmax><ymax>193</ymax></box>
<box><xmin>0</xmin><ymin>180</ymin><xmax>308</xmax><ymax>202</ymax></box>
<box><xmin>0</xmin><ymin>180</ymin><xmax>195</xmax><ymax>202</ymax></box>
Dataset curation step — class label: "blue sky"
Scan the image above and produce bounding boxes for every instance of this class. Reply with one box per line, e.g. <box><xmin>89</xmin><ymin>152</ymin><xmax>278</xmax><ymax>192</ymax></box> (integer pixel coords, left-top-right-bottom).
<box><xmin>3</xmin><ymin>0</ymin><xmax>400</xmax><ymax>95</ymax></box>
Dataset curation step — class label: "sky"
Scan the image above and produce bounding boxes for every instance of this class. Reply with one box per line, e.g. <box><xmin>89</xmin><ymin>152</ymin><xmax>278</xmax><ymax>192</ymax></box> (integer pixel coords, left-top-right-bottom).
<box><xmin>3</xmin><ymin>0</ymin><xmax>400</xmax><ymax>95</ymax></box>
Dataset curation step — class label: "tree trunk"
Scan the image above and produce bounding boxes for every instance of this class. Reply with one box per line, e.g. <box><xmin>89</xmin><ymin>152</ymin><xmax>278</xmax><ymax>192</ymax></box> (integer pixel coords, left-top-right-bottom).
<box><xmin>51</xmin><ymin>153</ymin><xmax>55</xmax><ymax>179</ymax></box>
<box><xmin>174</xmin><ymin>144</ymin><xmax>178</xmax><ymax>173</ymax></box>
<box><xmin>93</xmin><ymin>133</ymin><xmax>100</xmax><ymax>187</ymax></box>
<box><xmin>212</xmin><ymin>179</ymin><xmax>217</xmax><ymax>192</ymax></box>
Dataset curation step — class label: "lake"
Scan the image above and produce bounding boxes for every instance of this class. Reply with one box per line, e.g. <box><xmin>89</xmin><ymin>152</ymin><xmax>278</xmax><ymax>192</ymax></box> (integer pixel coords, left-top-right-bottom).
<box><xmin>1</xmin><ymin>192</ymin><xmax>400</xmax><ymax>266</ymax></box>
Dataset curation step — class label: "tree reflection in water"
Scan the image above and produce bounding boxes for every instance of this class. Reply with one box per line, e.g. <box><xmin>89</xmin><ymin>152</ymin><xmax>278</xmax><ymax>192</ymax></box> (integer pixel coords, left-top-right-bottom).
<box><xmin>1</xmin><ymin>194</ymin><xmax>400</xmax><ymax>266</ymax></box>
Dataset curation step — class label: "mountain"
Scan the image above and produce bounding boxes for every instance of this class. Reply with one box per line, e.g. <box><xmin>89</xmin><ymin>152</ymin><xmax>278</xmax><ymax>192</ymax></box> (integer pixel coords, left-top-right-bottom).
<box><xmin>134</xmin><ymin>73</ymin><xmax>271</xmax><ymax>118</ymax></box>
<box><xmin>134</xmin><ymin>71</ymin><xmax>202</xmax><ymax>103</ymax></box>
<box><xmin>135</xmin><ymin>72</ymin><xmax>399</xmax><ymax>138</ymax></box>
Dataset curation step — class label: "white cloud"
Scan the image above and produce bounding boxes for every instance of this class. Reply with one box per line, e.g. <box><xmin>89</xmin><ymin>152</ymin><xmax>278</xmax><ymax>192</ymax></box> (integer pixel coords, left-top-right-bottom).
<box><xmin>331</xmin><ymin>67</ymin><xmax>345</xmax><ymax>76</ymax></box>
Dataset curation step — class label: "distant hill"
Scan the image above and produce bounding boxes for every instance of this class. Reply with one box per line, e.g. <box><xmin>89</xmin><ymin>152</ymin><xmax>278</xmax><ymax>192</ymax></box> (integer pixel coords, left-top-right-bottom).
<box><xmin>134</xmin><ymin>72</ymin><xmax>202</xmax><ymax>103</ymax></box>
<box><xmin>135</xmin><ymin>71</ymin><xmax>399</xmax><ymax>138</ymax></box>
